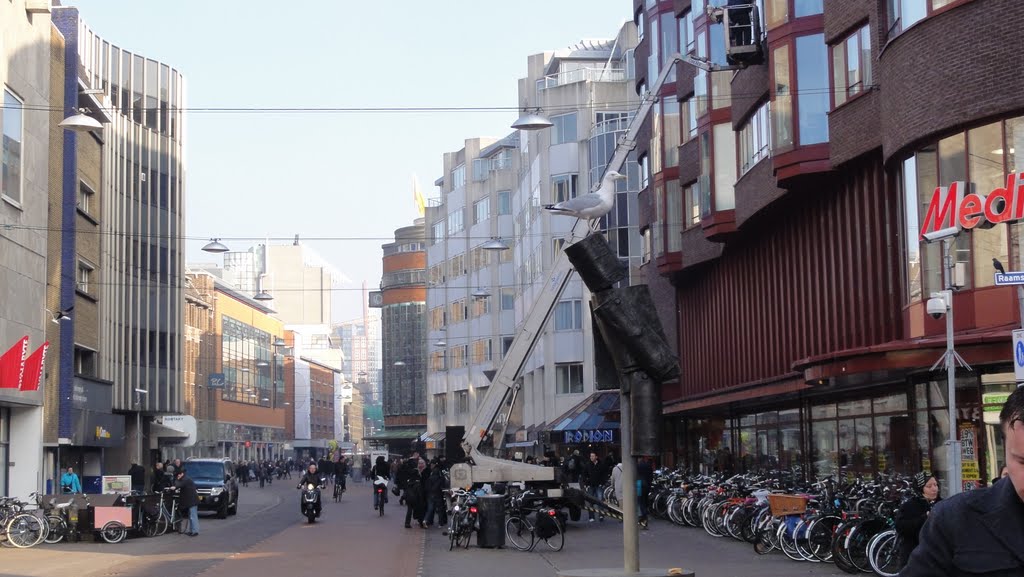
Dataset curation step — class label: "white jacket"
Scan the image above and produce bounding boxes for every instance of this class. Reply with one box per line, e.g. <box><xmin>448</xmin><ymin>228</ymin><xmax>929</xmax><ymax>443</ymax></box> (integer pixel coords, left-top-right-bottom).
<box><xmin>611</xmin><ymin>462</ymin><xmax>623</xmax><ymax>503</ymax></box>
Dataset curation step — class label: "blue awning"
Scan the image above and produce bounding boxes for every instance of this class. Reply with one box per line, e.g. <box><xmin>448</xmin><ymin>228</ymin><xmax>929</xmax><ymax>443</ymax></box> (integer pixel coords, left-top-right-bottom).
<box><xmin>548</xmin><ymin>391</ymin><xmax>620</xmax><ymax>432</ymax></box>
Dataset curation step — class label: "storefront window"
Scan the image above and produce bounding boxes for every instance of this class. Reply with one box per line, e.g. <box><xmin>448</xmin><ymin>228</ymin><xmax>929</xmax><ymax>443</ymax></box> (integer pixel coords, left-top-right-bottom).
<box><xmin>779</xmin><ymin>409</ymin><xmax>802</xmax><ymax>470</ymax></box>
<box><xmin>838</xmin><ymin>398</ymin><xmax>871</xmax><ymax>417</ymax></box>
<box><xmin>916</xmin><ymin>146</ymin><xmax>943</xmax><ymax>298</ymax></box>
<box><xmin>873</xmin><ymin>392</ymin><xmax>908</xmax><ymax>413</ymax></box>
<box><xmin>812</xmin><ymin>420</ymin><xmax>837</xmax><ymax>477</ymax></box>
<box><xmin>811</xmin><ymin>402</ymin><xmax>836</xmax><ymax>419</ymax></box>
<box><xmin>938</xmin><ymin>132</ymin><xmax>971</xmax><ymax>288</ymax></box>
<box><xmin>969</xmin><ymin>123</ymin><xmax>1008</xmax><ymax>288</ymax></box>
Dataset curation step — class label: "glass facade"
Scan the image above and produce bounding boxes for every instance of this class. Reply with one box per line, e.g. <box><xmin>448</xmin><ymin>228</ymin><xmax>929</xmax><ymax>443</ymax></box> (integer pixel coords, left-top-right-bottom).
<box><xmin>221</xmin><ymin>316</ymin><xmax>274</xmax><ymax>406</ymax></box>
<box><xmin>902</xmin><ymin>114</ymin><xmax>1024</xmax><ymax>302</ymax></box>
<box><xmin>382</xmin><ymin>302</ymin><xmax>426</xmax><ymax>417</ymax></box>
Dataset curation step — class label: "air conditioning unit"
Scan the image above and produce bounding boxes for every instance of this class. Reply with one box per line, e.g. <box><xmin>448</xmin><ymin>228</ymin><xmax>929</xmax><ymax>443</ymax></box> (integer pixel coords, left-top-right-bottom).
<box><xmin>26</xmin><ymin>0</ymin><xmax>51</xmax><ymax>14</ymax></box>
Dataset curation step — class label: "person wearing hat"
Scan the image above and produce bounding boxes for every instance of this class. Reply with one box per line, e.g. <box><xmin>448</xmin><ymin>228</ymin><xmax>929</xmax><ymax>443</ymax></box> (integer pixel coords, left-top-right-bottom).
<box><xmin>174</xmin><ymin>468</ymin><xmax>199</xmax><ymax>536</ymax></box>
<box><xmin>895</xmin><ymin>473</ymin><xmax>940</xmax><ymax>568</ymax></box>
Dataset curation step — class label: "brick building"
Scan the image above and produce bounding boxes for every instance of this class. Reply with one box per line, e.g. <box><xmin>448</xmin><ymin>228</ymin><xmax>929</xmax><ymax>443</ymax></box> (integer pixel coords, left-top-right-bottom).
<box><xmin>634</xmin><ymin>0</ymin><xmax>1024</xmax><ymax>492</ymax></box>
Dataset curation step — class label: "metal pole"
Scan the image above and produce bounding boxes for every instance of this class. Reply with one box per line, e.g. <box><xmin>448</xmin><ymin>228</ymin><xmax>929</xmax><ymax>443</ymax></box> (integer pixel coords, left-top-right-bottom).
<box><xmin>1017</xmin><ymin>285</ymin><xmax>1024</xmax><ymax>332</ymax></box>
<box><xmin>136</xmin><ymin>392</ymin><xmax>142</xmax><ymax>465</ymax></box>
<box><xmin>943</xmin><ymin>239</ymin><xmax>961</xmax><ymax>496</ymax></box>
<box><xmin>619</xmin><ymin>390</ymin><xmax>639</xmax><ymax>574</ymax></box>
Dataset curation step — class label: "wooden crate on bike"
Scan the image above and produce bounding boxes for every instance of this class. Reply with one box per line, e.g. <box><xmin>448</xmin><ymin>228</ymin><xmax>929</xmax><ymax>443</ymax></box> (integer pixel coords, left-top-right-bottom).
<box><xmin>767</xmin><ymin>494</ymin><xmax>807</xmax><ymax>517</ymax></box>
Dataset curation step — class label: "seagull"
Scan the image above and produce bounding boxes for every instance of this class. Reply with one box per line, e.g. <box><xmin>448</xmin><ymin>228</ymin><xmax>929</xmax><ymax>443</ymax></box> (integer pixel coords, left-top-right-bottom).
<box><xmin>543</xmin><ymin>170</ymin><xmax>627</xmax><ymax>225</ymax></box>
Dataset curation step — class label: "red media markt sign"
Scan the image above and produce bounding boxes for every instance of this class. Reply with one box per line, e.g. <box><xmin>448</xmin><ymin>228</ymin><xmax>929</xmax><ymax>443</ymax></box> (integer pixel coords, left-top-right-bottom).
<box><xmin>920</xmin><ymin>172</ymin><xmax>1024</xmax><ymax>239</ymax></box>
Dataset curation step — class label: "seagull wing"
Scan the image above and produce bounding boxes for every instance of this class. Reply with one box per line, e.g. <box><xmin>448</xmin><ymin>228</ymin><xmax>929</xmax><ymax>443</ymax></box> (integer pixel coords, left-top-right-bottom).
<box><xmin>549</xmin><ymin>193</ymin><xmax>605</xmax><ymax>213</ymax></box>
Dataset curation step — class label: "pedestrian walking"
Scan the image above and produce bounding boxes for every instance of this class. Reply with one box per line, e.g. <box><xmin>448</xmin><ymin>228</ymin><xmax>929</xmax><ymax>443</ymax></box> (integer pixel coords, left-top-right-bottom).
<box><xmin>582</xmin><ymin>452</ymin><xmax>607</xmax><ymax>522</ymax></box>
<box><xmin>423</xmin><ymin>460</ymin><xmax>448</xmax><ymax>529</ymax></box>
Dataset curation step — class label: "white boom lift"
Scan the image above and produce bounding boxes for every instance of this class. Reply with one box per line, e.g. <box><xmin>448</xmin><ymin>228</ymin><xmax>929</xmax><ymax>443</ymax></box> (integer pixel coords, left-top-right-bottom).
<box><xmin>449</xmin><ymin>4</ymin><xmax>762</xmax><ymax>494</ymax></box>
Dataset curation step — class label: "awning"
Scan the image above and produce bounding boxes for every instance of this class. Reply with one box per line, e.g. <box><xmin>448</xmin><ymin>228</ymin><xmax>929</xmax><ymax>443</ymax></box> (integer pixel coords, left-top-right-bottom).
<box><xmin>422</xmin><ymin>431</ymin><xmax>446</xmax><ymax>442</ymax></box>
<box><xmin>150</xmin><ymin>422</ymin><xmax>188</xmax><ymax>439</ymax></box>
<box><xmin>362</xmin><ymin>429</ymin><xmax>426</xmax><ymax>442</ymax></box>
<box><xmin>548</xmin><ymin>391</ymin><xmax>620</xmax><ymax>432</ymax></box>
<box><xmin>506</xmin><ymin>440</ymin><xmax>537</xmax><ymax>448</ymax></box>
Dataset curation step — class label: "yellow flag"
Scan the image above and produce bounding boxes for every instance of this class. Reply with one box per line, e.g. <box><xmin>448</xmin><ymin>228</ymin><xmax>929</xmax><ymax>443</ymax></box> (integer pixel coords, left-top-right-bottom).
<box><xmin>413</xmin><ymin>174</ymin><xmax>425</xmax><ymax>217</ymax></box>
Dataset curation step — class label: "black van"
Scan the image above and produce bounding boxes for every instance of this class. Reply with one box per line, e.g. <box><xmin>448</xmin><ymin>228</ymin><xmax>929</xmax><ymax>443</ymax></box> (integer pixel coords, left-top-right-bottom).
<box><xmin>184</xmin><ymin>458</ymin><xmax>239</xmax><ymax>518</ymax></box>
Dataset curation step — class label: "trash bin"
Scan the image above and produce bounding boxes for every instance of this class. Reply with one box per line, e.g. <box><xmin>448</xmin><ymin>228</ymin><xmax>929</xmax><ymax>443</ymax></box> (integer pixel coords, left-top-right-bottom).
<box><xmin>475</xmin><ymin>494</ymin><xmax>505</xmax><ymax>548</ymax></box>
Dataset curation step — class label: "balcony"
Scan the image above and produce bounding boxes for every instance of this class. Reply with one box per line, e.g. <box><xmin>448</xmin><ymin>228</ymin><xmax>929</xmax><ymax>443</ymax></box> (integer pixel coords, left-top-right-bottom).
<box><xmin>536</xmin><ymin>68</ymin><xmax>626</xmax><ymax>91</ymax></box>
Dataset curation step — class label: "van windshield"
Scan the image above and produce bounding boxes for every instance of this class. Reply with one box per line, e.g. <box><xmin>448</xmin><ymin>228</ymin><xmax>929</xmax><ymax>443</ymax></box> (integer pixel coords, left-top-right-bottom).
<box><xmin>184</xmin><ymin>462</ymin><xmax>225</xmax><ymax>481</ymax></box>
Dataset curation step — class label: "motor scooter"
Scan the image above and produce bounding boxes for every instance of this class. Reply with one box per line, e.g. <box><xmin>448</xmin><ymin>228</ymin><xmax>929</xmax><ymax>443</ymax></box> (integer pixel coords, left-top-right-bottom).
<box><xmin>299</xmin><ymin>477</ymin><xmax>325</xmax><ymax>523</ymax></box>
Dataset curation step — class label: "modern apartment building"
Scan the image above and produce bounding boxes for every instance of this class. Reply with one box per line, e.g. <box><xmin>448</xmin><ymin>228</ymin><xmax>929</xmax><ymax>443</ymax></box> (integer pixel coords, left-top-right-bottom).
<box><xmin>635</xmin><ymin>0</ymin><xmax>1023</xmax><ymax>492</ymax></box>
<box><xmin>510</xmin><ymin>25</ymin><xmax>640</xmax><ymax>455</ymax></box>
<box><xmin>52</xmin><ymin>7</ymin><xmax>187</xmax><ymax>476</ymax></box>
<box><xmin>424</xmin><ymin>135</ymin><xmax>518</xmax><ymax>448</ymax></box>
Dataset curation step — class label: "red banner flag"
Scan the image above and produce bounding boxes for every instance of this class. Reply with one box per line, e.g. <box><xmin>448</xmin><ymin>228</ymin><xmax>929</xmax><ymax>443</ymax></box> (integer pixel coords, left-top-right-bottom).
<box><xmin>19</xmin><ymin>342</ymin><xmax>48</xmax><ymax>392</ymax></box>
<box><xmin>0</xmin><ymin>336</ymin><xmax>29</xmax><ymax>389</ymax></box>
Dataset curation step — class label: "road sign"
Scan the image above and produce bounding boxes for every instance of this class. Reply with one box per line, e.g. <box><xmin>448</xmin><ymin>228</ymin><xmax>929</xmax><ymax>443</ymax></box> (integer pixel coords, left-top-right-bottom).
<box><xmin>994</xmin><ymin>272</ymin><xmax>1024</xmax><ymax>285</ymax></box>
<box><xmin>1014</xmin><ymin>330</ymin><xmax>1024</xmax><ymax>381</ymax></box>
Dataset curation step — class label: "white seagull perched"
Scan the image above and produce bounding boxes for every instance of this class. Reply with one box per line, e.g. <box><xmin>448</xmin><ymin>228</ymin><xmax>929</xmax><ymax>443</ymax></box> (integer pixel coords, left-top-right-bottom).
<box><xmin>543</xmin><ymin>170</ymin><xmax>627</xmax><ymax>224</ymax></box>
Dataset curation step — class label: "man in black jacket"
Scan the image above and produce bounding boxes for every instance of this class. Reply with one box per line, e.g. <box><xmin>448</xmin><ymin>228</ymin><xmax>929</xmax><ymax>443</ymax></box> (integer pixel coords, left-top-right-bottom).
<box><xmin>128</xmin><ymin>462</ymin><xmax>145</xmax><ymax>494</ymax></box>
<box><xmin>901</xmin><ymin>387</ymin><xmax>1024</xmax><ymax>576</ymax></box>
<box><xmin>174</xmin><ymin>469</ymin><xmax>199</xmax><ymax>536</ymax></box>
<box><xmin>582</xmin><ymin>452</ymin><xmax>607</xmax><ymax>522</ymax></box>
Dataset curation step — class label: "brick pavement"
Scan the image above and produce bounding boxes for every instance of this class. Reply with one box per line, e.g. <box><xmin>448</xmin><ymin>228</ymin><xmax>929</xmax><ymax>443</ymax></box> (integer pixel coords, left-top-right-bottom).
<box><xmin>421</xmin><ymin>511</ymin><xmax>849</xmax><ymax>577</ymax></box>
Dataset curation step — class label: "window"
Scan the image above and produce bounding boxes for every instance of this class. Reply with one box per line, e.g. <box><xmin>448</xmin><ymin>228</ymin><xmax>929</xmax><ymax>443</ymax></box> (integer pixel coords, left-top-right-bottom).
<box><xmin>497</xmin><ymin>190</ymin><xmax>511</xmax><ymax>215</ymax></box>
<box><xmin>556</xmin><ymin>364</ymin><xmax>584</xmax><ymax>395</ymax></box>
<box><xmin>434</xmin><ymin>394</ymin><xmax>446</xmax><ymax>416</ymax></box>
<box><xmin>430</xmin><ymin>306</ymin><xmax>446</xmax><ymax>330</ymax></box>
<box><xmin>635</xmin><ymin>8</ymin><xmax>645</xmax><ymax>41</ymax></box>
<box><xmin>452</xmin><ymin>345</ymin><xmax>467</xmax><ymax>369</ymax></box>
<box><xmin>641</xmin><ymin>228</ymin><xmax>652</xmax><ymax>264</ymax></box>
<box><xmin>473</xmin><ymin>197</ymin><xmax>490</xmax><ymax>224</ymax></box>
<box><xmin>551</xmin><ymin>113</ymin><xmax>577</xmax><ymax>145</ymax></box>
<box><xmin>430</xmin><ymin>350</ymin><xmax>447</xmax><ymax>371</ymax></box>
<box><xmin>832</xmin><ymin>25</ymin><xmax>872</xmax><ymax>107</ymax></box>
<box><xmin>698</xmin><ymin>132</ymin><xmax>712</xmax><ymax>219</ymax></box>
<box><xmin>501</xmin><ymin>336</ymin><xmax>514</xmax><ymax>357</ymax></box>
<box><xmin>797</xmin><ymin>34</ymin><xmax>829</xmax><ymax>145</ymax></box>
<box><xmin>684</xmin><ymin>184</ymin><xmax>700</xmax><ymax>228</ymax></box>
<box><xmin>447</xmin><ymin>253</ymin><xmax>465</xmax><ymax>279</ymax></box>
<box><xmin>471</xmin><ymin>339</ymin><xmax>492</xmax><ymax>363</ymax></box>
<box><xmin>660</xmin><ymin>12</ymin><xmax>678</xmax><ymax>84</ymax></box>
<box><xmin>663</xmin><ymin>100</ymin><xmax>680</xmax><ymax>167</ymax></box>
<box><xmin>78</xmin><ymin>181</ymin><xmax>95</xmax><ymax>215</ymax></box>
<box><xmin>500</xmin><ymin>288</ymin><xmax>515</xmax><ymax>311</ymax></box>
<box><xmin>77</xmin><ymin>261</ymin><xmax>93</xmax><ymax>294</ymax></box>
<box><xmin>772</xmin><ymin>44</ymin><xmax>794</xmax><ymax>150</ymax></box>
<box><xmin>888</xmin><ymin>0</ymin><xmax>926</xmax><ymax>35</ymax></box>
<box><xmin>449</xmin><ymin>298</ymin><xmax>467</xmax><ymax>323</ymax></box>
<box><xmin>74</xmin><ymin>346</ymin><xmax>97</xmax><ymax>377</ymax></box>
<box><xmin>648</xmin><ymin>13</ymin><xmax>660</xmax><ymax>86</ymax></box>
<box><xmin>639</xmin><ymin>154</ymin><xmax>649</xmax><ymax>191</ymax></box>
<box><xmin>451</xmin><ymin>164</ymin><xmax>466</xmax><ymax>189</ymax></box>
<box><xmin>552</xmin><ymin>174</ymin><xmax>578</xmax><ymax>203</ymax></box>
<box><xmin>554</xmin><ymin>300</ymin><xmax>583</xmax><ymax>331</ymax></box>
<box><xmin>678</xmin><ymin>10</ymin><xmax>695</xmax><ymax>55</ymax></box>
<box><xmin>681</xmin><ymin>98</ymin><xmax>698</xmax><ymax>142</ymax></box>
<box><xmin>457</xmin><ymin>391</ymin><xmax>469</xmax><ymax>413</ymax></box>
<box><xmin>2</xmin><ymin>89</ymin><xmax>23</xmax><ymax>205</ymax></box>
<box><xmin>471</xmin><ymin>294</ymin><xmax>490</xmax><ymax>317</ymax></box>
<box><xmin>666</xmin><ymin>180</ymin><xmax>682</xmax><ymax>252</ymax></box>
<box><xmin>447</xmin><ymin>208</ymin><xmax>464</xmax><ymax>234</ymax></box>
<box><xmin>739</xmin><ymin>101</ymin><xmax>772</xmax><ymax>174</ymax></box>
<box><xmin>431</xmin><ymin>221</ymin><xmax>445</xmax><ymax>243</ymax></box>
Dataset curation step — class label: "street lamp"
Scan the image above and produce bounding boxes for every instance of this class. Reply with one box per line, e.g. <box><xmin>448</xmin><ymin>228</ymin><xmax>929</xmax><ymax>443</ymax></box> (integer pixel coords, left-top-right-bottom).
<box><xmin>511</xmin><ymin>108</ymin><xmax>553</xmax><ymax>131</ymax></box>
<box><xmin>58</xmin><ymin>108</ymin><xmax>103</xmax><ymax>132</ymax></box>
<box><xmin>201</xmin><ymin>238</ymin><xmax>230</xmax><ymax>253</ymax></box>
<box><xmin>134</xmin><ymin>388</ymin><xmax>148</xmax><ymax>465</ymax></box>
<box><xmin>481</xmin><ymin>237</ymin><xmax>509</xmax><ymax>251</ymax></box>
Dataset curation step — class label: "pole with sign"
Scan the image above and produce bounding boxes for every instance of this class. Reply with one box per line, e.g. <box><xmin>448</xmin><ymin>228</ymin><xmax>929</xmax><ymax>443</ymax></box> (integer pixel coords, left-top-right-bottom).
<box><xmin>1014</xmin><ymin>330</ymin><xmax>1024</xmax><ymax>387</ymax></box>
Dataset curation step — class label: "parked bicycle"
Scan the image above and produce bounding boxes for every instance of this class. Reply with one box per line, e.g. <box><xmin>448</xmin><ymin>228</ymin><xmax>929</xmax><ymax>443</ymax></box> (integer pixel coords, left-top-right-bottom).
<box><xmin>504</xmin><ymin>490</ymin><xmax>564</xmax><ymax>552</ymax></box>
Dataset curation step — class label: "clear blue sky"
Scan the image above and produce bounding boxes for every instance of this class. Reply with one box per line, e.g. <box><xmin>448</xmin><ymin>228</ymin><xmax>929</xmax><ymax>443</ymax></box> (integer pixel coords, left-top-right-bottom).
<box><xmin>63</xmin><ymin>0</ymin><xmax>630</xmax><ymax>321</ymax></box>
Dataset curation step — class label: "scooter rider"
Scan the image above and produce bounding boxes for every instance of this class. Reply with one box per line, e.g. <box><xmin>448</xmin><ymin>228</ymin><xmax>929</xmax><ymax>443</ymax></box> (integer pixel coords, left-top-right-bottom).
<box><xmin>296</xmin><ymin>463</ymin><xmax>324</xmax><ymax>515</ymax></box>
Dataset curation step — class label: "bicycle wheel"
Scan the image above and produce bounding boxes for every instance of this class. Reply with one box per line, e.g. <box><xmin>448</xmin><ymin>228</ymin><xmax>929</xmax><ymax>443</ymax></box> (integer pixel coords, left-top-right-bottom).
<box><xmin>448</xmin><ymin>518</ymin><xmax>458</xmax><ymax>551</ymax></box>
<box><xmin>868</xmin><ymin>530</ymin><xmax>902</xmax><ymax>577</ymax></box>
<box><xmin>100</xmin><ymin>521</ymin><xmax>127</xmax><ymax>544</ymax></box>
<box><xmin>539</xmin><ymin>520</ymin><xmax>564</xmax><ymax>552</ymax></box>
<box><xmin>156</xmin><ymin>510</ymin><xmax>170</xmax><ymax>536</ymax></box>
<box><xmin>44</xmin><ymin>516</ymin><xmax>66</xmax><ymax>543</ymax></box>
<box><xmin>807</xmin><ymin>515</ymin><xmax>840</xmax><ymax>562</ymax></box>
<box><xmin>505</xmin><ymin>517</ymin><xmax>535</xmax><ymax>551</ymax></box>
<box><xmin>6</xmin><ymin>514</ymin><xmax>44</xmax><ymax>548</ymax></box>
<box><xmin>458</xmin><ymin>522</ymin><xmax>473</xmax><ymax>549</ymax></box>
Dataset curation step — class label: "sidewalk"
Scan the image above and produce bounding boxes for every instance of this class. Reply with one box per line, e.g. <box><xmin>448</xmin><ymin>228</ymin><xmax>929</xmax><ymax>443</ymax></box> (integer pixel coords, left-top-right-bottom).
<box><xmin>422</xmin><ymin>515</ymin><xmax>847</xmax><ymax>577</ymax></box>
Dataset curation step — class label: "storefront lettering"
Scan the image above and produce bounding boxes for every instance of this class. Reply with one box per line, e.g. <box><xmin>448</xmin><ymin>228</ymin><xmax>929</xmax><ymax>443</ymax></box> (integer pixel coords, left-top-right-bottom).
<box><xmin>563</xmin><ymin>429</ymin><xmax>616</xmax><ymax>444</ymax></box>
<box><xmin>920</xmin><ymin>173</ymin><xmax>1024</xmax><ymax>239</ymax></box>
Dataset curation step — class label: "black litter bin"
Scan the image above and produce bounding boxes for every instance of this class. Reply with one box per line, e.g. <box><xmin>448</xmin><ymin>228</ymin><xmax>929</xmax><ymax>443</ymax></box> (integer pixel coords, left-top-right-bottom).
<box><xmin>475</xmin><ymin>494</ymin><xmax>505</xmax><ymax>548</ymax></box>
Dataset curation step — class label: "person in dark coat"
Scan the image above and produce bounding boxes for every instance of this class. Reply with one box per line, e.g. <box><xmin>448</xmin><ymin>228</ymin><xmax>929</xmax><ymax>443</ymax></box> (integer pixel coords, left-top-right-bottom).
<box><xmin>371</xmin><ymin>455</ymin><xmax>390</xmax><ymax>510</ymax></box>
<box><xmin>402</xmin><ymin>458</ymin><xmax>428</xmax><ymax>528</ymax></box>
<box><xmin>901</xmin><ymin>387</ymin><xmax>1024</xmax><ymax>576</ymax></box>
<box><xmin>152</xmin><ymin>462</ymin><xmax>171</xmax><ymax>493</ymax></box>
<box><xmin>895</xmin><ymin>473</ymin><xmax>940</xmax><ymax>568</ymax></box>
<box><xmin>636</xmin><ymin>456</ymin><xmax>654</xmax><ymax>526</ymax></box>
<box><xmin>423</xmin><ymin>460</ymin><xmax>448</xmax><ymax>529</ymax></box>
<box><xmin>174</xmin><ymin>469</ymin><xmax>199</xmax><ymax>536</ymax></box>
<box><xmin>128</xmin><ymin>462</ymin><xmax>145</xmax><ymax>494</ymax></box>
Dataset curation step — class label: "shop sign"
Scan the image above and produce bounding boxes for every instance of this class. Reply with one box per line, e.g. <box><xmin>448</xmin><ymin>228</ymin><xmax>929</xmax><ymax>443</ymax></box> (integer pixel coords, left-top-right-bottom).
<box><xmin>920</xmin><ymin>174</ymin><xmax>1024</xmax><ymax>240</ymax></box>
<box><xmin>562</xmin><ymin>429</ymin><xmax>617</xmax><ymax>444</ymax></box>
<box><xmin>983</xmin><ymin>392</ymin><xmax>1012</xmax><ymax>411</ymax></box>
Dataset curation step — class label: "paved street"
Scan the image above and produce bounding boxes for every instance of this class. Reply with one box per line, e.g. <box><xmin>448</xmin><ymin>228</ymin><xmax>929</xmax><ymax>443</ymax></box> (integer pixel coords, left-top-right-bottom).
<box><xmin>3</xmin><ymin>481</ymin><xmax>848</xmax><ymax>577</ymax></box>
